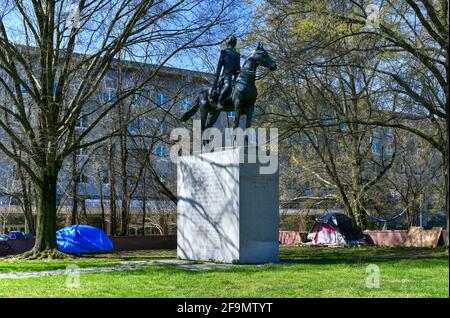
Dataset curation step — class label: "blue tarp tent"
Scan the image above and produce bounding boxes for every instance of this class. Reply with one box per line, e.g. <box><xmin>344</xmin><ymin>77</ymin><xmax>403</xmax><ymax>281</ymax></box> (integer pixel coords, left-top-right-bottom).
<box><xmin>57</xmin><ymin>225</ymin><xmax>114</xmax><ymax>254</ymax></box>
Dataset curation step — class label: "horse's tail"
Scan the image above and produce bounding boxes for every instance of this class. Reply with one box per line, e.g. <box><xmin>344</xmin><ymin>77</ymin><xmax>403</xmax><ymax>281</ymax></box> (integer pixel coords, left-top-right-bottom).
<box><xmin>180</xmin><ymin>95</ymin><xmax>200</xmax><ymax>122</ymax></box>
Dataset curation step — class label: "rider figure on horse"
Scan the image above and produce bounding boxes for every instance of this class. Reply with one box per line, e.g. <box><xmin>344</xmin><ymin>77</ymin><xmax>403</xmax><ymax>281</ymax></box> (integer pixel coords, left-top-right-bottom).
<box><xmin>212</xmin><ymin>35</ymin><xmax>240</xmax><ymax>112</ymax></box>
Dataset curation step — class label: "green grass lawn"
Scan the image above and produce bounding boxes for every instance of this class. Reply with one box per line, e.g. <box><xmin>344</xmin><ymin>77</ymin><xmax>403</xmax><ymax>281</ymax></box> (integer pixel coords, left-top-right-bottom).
<box><xmin>0</xmin><ymin>246</ymin><xmax>448</xmax><ymax>298</ymax></box>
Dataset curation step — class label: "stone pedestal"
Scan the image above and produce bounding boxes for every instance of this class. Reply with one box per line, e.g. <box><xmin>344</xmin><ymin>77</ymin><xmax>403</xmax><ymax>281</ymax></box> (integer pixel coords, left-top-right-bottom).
<box><xmin>177</xmin><ymin>148</ymin><xmax>279</xmax><ymax>264</ymax></box>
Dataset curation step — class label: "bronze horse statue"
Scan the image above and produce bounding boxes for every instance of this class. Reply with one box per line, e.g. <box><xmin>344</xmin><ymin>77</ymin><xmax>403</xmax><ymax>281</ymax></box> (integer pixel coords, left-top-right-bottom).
<box><xmin>180</xmin><ymin>43</ymin><xmax>277</xmax><ymax>136</ymax></box>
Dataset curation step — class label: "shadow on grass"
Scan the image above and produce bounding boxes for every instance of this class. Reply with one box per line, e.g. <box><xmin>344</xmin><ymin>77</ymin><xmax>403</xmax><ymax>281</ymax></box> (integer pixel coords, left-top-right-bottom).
<box><xmin>0</xmin><ymin>249</ymin><xmax>177</xmax><ymax>273</ymax></box>
<box><xmin>76</xmin><ymin>249</ymin><xmax>176</xmax><ymax>262</ymax></box>
<box><xmin>1</xmin><ymin>247</ymin><xmax>447</xmax><ymax>275</ymax></box>
<box><xmin>130</xmin><ymin>246</ymin><xmax>448</xmax><ymax>277</ymax></box>
<box><xmin>93</xmin><ymin>246</ymin><xmax>449</xmax><ymax>269</ymax></box>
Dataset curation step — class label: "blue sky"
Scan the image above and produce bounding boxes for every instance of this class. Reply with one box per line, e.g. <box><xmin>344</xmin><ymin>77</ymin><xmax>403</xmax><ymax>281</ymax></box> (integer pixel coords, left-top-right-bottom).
<box><xmin>1</xmin><ymin>0</ymin><xmax>256</xmax><ymax>73</ymax></box>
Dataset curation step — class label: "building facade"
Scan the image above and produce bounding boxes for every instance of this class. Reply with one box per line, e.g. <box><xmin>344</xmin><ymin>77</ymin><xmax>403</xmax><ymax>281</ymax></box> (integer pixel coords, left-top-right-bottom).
<box><xmin>0</xmin><ymin>57</ymin><xmax>225</xmax><ymax>235</ymax></box>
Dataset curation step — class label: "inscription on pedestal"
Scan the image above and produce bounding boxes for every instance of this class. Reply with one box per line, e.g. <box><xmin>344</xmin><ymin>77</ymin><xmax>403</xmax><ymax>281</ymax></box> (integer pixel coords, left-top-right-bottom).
<box><xmin>177</xmin><ymin>148</ymin><xmax>279</xmax><ymax>264</ymax></box>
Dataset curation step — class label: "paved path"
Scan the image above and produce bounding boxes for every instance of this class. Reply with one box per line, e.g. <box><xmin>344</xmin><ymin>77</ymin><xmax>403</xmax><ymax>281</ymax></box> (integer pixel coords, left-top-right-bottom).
<box><xmin>0</xmin><ymin>260</ymin><xmax>241</xmax><ymax>279</ymax></box>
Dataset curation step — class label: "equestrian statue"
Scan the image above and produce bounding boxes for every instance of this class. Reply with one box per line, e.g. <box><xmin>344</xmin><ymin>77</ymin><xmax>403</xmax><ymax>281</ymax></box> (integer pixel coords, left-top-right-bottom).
<box><xmin>180</xmin><ymin>36</ymin><xmax>277</xmax><ymax>136</ymax></box>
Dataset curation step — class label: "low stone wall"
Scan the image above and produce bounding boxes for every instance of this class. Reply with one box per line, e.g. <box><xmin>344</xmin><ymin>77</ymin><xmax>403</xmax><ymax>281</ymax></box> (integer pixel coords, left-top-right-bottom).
<box><xmin>0</xmin><ymin>235</ymin><xmax>177</xmax><ymax>256</ymax></box>
<box><xmin>442</xmin><ymin>230</ymin><xmax>449</xmax><ymax>246</ymax></box>
<box><xmin>0</xmin><ymin>242</ymin><xmax>13</xmax><ymax>256</ymax></box>
<box><xmin>279</xmin><ymin>231</ymin><xmax>306</xmax><ymax>245</ymax></box>
<box><xmin>1</xmin><ymin>239</ymin><xmax>35</xmax><ymax>255</ymax></box>
<box><xmin>279</xmin><ymin>229</ymin><xmax>448</xmax><ymax>247</ymax></box>
<box><xmin>111</xmin><ymin>235</ymin><xmax>176</xmax><ymax>251</ymax></box>
<box><xmin>2</xmin><ymin>230</ymin><xmax>446</xmax><ymax>256</ymax></box>
<box><xmin>364</xmin><ymin>230</ymin><xmax>408</xmax><ymax>247</ymax></box>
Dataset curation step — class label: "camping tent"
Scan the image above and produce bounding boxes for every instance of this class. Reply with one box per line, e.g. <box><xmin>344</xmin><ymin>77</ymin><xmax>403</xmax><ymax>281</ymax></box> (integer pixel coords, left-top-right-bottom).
<box><xmin>306</xmin><ymin>212</ymin><xmax>366</xmax><ymax>246</ymax></box>
<box><xmin>57</xmin><ymin>225</ymin><xmax>114</xmax><ymax>254</ymax></box>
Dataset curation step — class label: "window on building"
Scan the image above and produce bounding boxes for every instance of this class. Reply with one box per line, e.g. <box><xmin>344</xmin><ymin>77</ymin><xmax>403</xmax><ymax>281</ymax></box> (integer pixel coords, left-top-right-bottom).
<box><xmin>75</xmin><ymin>113</ymin><xmax>86</xmax><ymax>128</ymax></box>
<box><xmin>101</xmin><ymin>88</ymin><xmax>116</xmax><ymax>104</ymax></box>
<box><xmin>138</xmin><ymin>117</ymin><xmax>143</xmax><ymax>129</ymax></box>
<box><xmin>104</xmin><ymin>71</ymin><xmax>117</xmax><ymax>88</ymax></box>
<box><xmin>134</xmin><ymin>92</ymin><xmax>145</xmax><ymax>106</ymax></box>
<box><xmin>154</xmin><ymin>144</ymin><xmax>169</xmax><ymax>157</ymax></box>
<box><xmin>133</xmin><ymin>90</ymin><xmax>149</xmax><ymax>106</ymax></box>
<box><xmin>372</xmin><ymin>129</ymin><xmax>382</xmax><ymax>154</ymax></box>
<box><xmin>156</xmin><ymin>93</ymin><xmax>169</xmax><ymax>109</ymax></box>
<box><xmin>160</xmin><ymin>120</ymin><xmax>169</xmax><ymax>130</ymax></box>
<box><xmin>100</xmin><ymin>170</ymin><xmax>109</xmax><ymax>184</ymax></box>
<box><xmin>323</xmin><ymin>112</ymin><xmax>334</xmax><ymax>126</ymax></box>
<box><xmin>133</xmin><ymin>92</ymin><xmax>143</xmax><ymax>106</ymax></box>
<box><xmin>385</xmin><ymin>127</ymin><xmax>394</xmax><ymax>138</ymax></box>
<box><xmin>78</xmin><ymin>174</ymin><xmax>88</xmax><ymax>183</ymax></box>
<box><xmin>129</xmin><ymin>117</ymin><xmax>143</xmax><ymax>134</ymax></box>
<box><xmin>180</xmin><ymin>97</ymin><xmax>193</xmax><ymax>114</ymax></box>
<box><xmin>384</xmin><ymin>143</ymin><xmax>393</xmax><ymax>156</ymax></box>
<box><xmin>373</xmin><ymin>129</ymin><xmax>382</xmax><ymax>138</ymax></box>
<box><xmin>372</xmin><ymin>139</ymin><xmax>382</xmax><ymax>155</ymax></box>
<box><xmin>122</xmin><ymin>72</ymin><xmax>133</xmax><ymax>86</ymax></box>
<box><xmin>339</xmin><ymin>122</ymin><xmax>349</xmax><ymax>131</ymax></box>
<box><xmin>19</xmin><ymin>79</ymin><xmax>30</xmax><ymax>94</ymax></box>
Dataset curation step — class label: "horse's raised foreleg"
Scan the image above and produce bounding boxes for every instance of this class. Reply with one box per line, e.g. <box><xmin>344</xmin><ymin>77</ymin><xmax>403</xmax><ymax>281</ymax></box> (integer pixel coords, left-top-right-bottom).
<box><xmin>205</xmin><ymin>110</ymin><xmax>221</xmax><ymax>130</ymax></box>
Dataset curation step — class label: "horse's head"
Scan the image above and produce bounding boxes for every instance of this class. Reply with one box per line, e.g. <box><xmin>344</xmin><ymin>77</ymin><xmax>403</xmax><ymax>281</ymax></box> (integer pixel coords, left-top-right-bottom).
<box><xmin>253</xmin><ymin>42</ymin><xmax>277</xmax><ymax>71</ymax></box>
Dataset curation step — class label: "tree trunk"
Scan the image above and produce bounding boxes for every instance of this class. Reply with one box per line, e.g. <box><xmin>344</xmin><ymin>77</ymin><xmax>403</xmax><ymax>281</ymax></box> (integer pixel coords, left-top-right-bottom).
<box><xmin>71</xmin><ymin>150</ymin><xmax>79</xmax><ymax>225</ymax></box>
<box><xmin>352</xmin><ymin>202</ymin><xmax>367</xmax><ymax>229</ymax></box>
<box><xmin>118</xmin><ymin>97</ymin><xmax>130</xmax><ymax>236</ymax></box>
<box><xmin>32</xmin><ymin>173</ymin><xmax>58</xmax><ymax>252</ymax></box>
<box><xmin>18</xmin><ymin>168</ymin><xmax>35</xmax><ymax>234</ymax></box>
<box><xmin>444</xmin><ymin>152</ymin><xmax>449</xmax><ymax>232</ymax></box>
<box><xmin>81</xmin><ymin>199</ymin><xmax>87</xmax><ymax>223</ymax></box>
<box><xmin>142</xmin><ymin>179</ymin><xmax>146</xmax><ymax>236</ymax></box>
<box><xmin>98</xmin><ymin>171</ymin><xmax>106</xmax><ymax>232</ymax></box>
<box><xmin>350</xmin><ymin>118</ymin><xmax>367</xmax><ymax>229</ymax></box>
<box><xmin>120</xmin><ymin>137</ymin><xmax>129</xmax><ymax>235</ymax></box>
<box><xmin>109</xmin><ymin>142</ymin><xmax>117</xmax><ymax>236</ymax></box>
